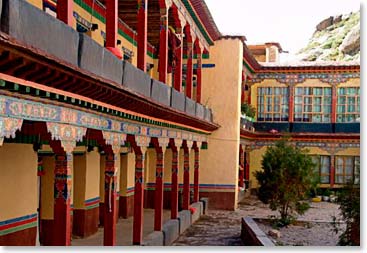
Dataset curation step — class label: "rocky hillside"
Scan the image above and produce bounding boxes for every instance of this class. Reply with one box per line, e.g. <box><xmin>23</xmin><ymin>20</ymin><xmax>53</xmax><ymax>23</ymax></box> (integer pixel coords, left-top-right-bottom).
<box><xmin>297</xmin><ymin>11</ymin><xmax>360</xmax><ymax>62</ymax></box>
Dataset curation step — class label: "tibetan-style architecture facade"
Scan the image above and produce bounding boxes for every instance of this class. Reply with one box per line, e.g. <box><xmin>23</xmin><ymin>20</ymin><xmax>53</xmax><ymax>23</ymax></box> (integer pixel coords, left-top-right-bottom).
<box><xmin>0</xmin><ymin>0</ymin><xmax>360</xmax><ymax>247</ymax></box>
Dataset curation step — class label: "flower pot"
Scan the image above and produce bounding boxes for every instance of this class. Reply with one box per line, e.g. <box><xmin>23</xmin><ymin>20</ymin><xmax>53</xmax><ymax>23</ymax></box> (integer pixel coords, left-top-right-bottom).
<box><xmin>322</xmin><ymin>196</ymin><xmax>330</xmax><ymax>202</ymax></box>
<box><xmin>312</xmin><ymin>197</ymin><xmax>322</xmax><ymax>202</ymax></box>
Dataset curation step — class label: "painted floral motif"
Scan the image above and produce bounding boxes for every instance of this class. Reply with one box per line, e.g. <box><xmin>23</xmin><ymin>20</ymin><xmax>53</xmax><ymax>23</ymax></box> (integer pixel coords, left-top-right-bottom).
<box><xmin>47</xmin><ymin>122</ymin><xmax>86</xmax><ymax>153</ymax></box>
<box><xmin>102</xmin><ymin>131</ymin><xmax>127</xmax><ymax>154</ymax></box>
<box><xmin>79</xmin><ymin>114</ymin><xmax>109</xmax><ymax>129</ymax></box>
<box><xmin>0</xmin><ymin>116</ymin><xmax>23</xmax><ymax>146</ymax></box>
<box><xmin>122</xmin><ymin>123</ymin><xmax>140</xmax><ymax>134</ymax></box>
<box><xmin>54</xmin><ymin>153</ymin><xmax>73</xmax><ymax>201</ymax></box>
<box><xmin>148</xmin><ymin>128</ymin><xmax>162</xmax><ymax>137</ymax></box>
<box><xmin>158</xmin><ymin>137</ymin><xmax>170</xmax><ymax>148</ymax></box>
<box><xmin>135</xmin><ymin>135</ymin><xmax>151</xmax><ymax>148</ymax></box>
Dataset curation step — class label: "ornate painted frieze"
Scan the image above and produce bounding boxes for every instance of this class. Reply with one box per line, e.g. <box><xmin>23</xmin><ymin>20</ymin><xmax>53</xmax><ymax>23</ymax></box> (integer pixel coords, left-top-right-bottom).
<box><xmin>0</xmin><ymin>95</ymin><xmax>207</xmax><ymax>145</ymax></box>
<box><xmin>248</xmin><ymin>72</ymin><xmax>360</xmax><ymax>85</ymax></box>
<box><xmin>247</xmin><ymin>140</ymin><xmax>359</xmax><ymax>153</ymax></box>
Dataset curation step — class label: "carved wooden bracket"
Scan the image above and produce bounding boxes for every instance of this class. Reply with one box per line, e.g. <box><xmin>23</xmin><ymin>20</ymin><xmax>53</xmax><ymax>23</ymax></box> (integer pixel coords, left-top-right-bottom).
<box><xmin>46</xmin><ymin>122</ymin><xmax>86</xmax><ymax>153</ymax></box>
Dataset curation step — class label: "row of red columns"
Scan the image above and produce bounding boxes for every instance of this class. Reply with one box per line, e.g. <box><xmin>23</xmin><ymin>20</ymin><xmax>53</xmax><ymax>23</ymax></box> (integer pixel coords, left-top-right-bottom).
<box><xmin>50</xmin><ymin>134</ymin><xmax>201</xmax><ymax>246</ymax></box>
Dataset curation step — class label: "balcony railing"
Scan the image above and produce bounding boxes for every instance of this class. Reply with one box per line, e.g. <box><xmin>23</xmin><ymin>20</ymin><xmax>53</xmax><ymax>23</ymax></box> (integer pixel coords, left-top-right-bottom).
<box><xmin>0</xmin><ymin>0</ymin><xmax>213</xmax><ymax>123</ymax></box>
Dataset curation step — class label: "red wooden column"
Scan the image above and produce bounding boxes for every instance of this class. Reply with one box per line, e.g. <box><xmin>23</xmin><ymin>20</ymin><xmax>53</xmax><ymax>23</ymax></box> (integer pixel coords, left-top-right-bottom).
<box><xmin>103</xmin><ymin>151</ymin><xmax>118</xmax><ymax>246</ymax></box>
<box><xmin>186</xmin><ymin>42</ymin><xmax>193</xmax><ymax>98</ymax></box>
<box><xmin>193</xmin><ymin>142</ymin><xmax>201</xmax><ymax>203</ymax></box>
<box><xmin>47</xmin><ymin>123</ymin><xmax>86</xmax><ymax>246</ymax></box>
<box><xmin>137</xmin><ymin>0</ymin><xmax>148</xmax><ymax>71</ymax></box>
<box><xmin>174</xmin><ymin>29</ymin><xmax>183</xmax><ymax>92</ymax></box>
<box><xmin>330</xmin><ymin>155</ymin><xmax>335</xmax><ymax>187</ymax></box>
<box><xmin>159</xmin><ymin>8</ymin><xmax>169</xmax><ymax>83</ymax></box>
<box><xmin>130</xmin><ymin>136</ymin><xmax>150</xmax><ymax>245</ymax></box>
<box><xmin>182</xmin><ymin>141</ymin><xmax>193</xmax><ymax>210</ymax></box>
<box><xmin>105</xmin><ymin>0</ymin><xmax>118</xmax><ymax>48</ymax></box>
<box><xmin>239</xmin><ymin>145</ymin><xmax>244</xmax><ymax>188</ymax></box>
<box><xmin>288</xmin><ymin>84</ymin><xmax>295</xmax><ymax>123</ymax></box>
<box><xmin>57</xmin><ymin>0</ymin><xmax>73</xmax><ymax>26</ymax></box>
<box><xmin>169</xmin><ymin>139</ymin><xmax>182</xmax><ymax>219</ymax></box>
<box><xmin>196</xmin><ymin>51</ymin><xmax>202</xmax><ymax>103</ymax></box>
<box><xmin>245</xmin><ymin>151</ymin><xmax>250</xmax><ymax>181</ymax></box>
<box><xmin>152</xmin><ymin>138</ymin><xmax>169</xmax><ymax>231</ymax></box>
<box><xmin>52</xmin><ymin>151</ymin><xmax>72</xmax><ymax>246</ymax></box>
<box><xmin>331</xmin><ymin>85</ymin><xmax>337</xmax><ymax>123</ymax></box>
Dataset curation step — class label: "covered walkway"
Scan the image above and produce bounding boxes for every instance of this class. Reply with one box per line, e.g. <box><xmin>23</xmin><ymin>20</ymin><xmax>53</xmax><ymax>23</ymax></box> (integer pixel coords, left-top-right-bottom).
<box><xmin>72</xmin><ymin>209</ymin><xmax>171</xmax><ymax>246</ymax></box>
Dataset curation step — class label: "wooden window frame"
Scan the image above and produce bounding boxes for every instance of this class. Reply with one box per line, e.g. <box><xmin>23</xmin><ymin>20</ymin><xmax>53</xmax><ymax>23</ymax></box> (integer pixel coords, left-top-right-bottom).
<box><xmin>337</xmin><ymin>87</ymin><xmax>360</xmax><ymax>123</ymax></box>
<box><xmin>335</xmin><ymin>156</ymin><xmax>360</xmax><ymax>185</ymax></box>
<box><xmin>294</xmin><ymin>87</ymin><xmax>332</xmax><ymax>123</ymax></box>
<box><xmin>311</xmin><ymin>155</ymin><xmax>330</xmax><ymax>184</ymax></box>
<box><xmin>257</xmin><ymin>87</ymin><xmax>289</xmax><ymax>122</ymax></box>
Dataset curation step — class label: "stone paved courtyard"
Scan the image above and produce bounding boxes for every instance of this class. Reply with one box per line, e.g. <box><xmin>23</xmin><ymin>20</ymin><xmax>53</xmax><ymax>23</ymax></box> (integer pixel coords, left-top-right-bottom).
<box><xmin>172</xmin><ymin>195</ymin><xmax>344</xmax><ymax>246</ymax></box>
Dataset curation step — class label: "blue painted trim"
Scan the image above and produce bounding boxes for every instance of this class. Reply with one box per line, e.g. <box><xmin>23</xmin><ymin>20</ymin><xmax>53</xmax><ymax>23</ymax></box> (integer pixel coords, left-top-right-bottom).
<box><xmin>0</xmin><ymin>213</ymin><xmax>37</xmax><ymax>226</ymax></box>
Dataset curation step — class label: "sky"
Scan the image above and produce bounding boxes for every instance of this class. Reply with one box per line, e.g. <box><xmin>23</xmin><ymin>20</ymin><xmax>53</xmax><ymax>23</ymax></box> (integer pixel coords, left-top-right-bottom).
<box><xmin>205</xmin><ymin>0</ymin><xmax>360</xmax><ymax>61</ymax></box>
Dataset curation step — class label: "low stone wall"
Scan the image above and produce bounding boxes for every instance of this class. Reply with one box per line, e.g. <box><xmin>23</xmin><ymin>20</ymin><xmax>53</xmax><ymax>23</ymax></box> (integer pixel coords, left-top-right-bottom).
<box><xmin>241</xmin><ymin>217</ymin><xmax>274</xmax><ymax>246</ymax></box>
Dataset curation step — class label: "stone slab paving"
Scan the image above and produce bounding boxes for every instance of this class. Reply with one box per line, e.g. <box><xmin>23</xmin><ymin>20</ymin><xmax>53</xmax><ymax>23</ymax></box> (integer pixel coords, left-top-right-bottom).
<box><xmin>71</xmin><ymin>209</ymin><xmax>171</xmax><ymax>246</ymax></box>
<box><xmin>173</xmin><ymin>196</ymin><xmax>343</xmax><ymax>246</ymax></box>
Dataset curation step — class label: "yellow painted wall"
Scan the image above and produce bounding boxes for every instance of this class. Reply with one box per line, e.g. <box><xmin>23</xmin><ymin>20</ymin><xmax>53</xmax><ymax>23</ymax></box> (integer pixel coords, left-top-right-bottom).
<box><xmin>0</xmin><ymin>144</ymin><xmax>37</xmax><ymax>221</ymax></box>
<box><xmin>248</xmin><ymin>145</ymin><xmax>360</xmax><ymax>189</ymax></box>
<box><xmin>189</xmin><ymin>149</ymin><xmax>195</xmax><ymax>184</ymax></box>
<box><xmin>40</xmin><ymin>155</ymin><xmax>54</xmax><ymax>219</ymax></box>
<box><xmin>178</xmin><ymin>149</ymin><xmax>184</xmax><ymax>185</ymax></box>
<box><xmin>201</xmin><ymin>38</ymin><xmax>243</xmax><ymax>209</ymax></box>
<box><xmin>100</xmin><ymin>155</ymin><xmax>105</xmax><ymax>203</ymax></box>
<box><xmin>27</xmin><ymin>0</ymin><xmax>43</xmax><ymax>9</ymax></box>
<box><xmin>85</xmin><ymin>149</ymin><xmax>100</xmax><ymax>200</ymax></box>
<box><xmin>146</xmin><ymin>149</ymin><xmax>156</xmax><ymax>184</ymax></box>
<box><xmin>164</xmin><ymin>149</ymin><xmax>173</xmax><ymax>184</ymax></box>
<box><xmin>73</xmin><ymin>154</ymin><xmax>86</xmax><ymax>209</ymax></box>
<box><xmin>335</xmin><ymin>148</ymin><xmax>360</xmax><ymax>156</ymax></box>
<box><xmin>248</xmin><ymin>146</ymin><xmax>267</xmax><ymax>189</ymax></box>
<box><xmin>120</xmin><ymin>151</ymin><xmax>136</xmax><ymax>196</ymax></box>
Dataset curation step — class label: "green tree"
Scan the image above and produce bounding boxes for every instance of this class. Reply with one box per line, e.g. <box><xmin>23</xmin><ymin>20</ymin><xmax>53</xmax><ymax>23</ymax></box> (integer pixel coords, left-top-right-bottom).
<box><xmin>333</xmin><ymin>181</ymin><xmax>360</xmax><ymax>246</ymax></box>
<box><xmin>255</xmin><ymin>139</ymin><xmax>317</xmax><ymax>226</ymax></box>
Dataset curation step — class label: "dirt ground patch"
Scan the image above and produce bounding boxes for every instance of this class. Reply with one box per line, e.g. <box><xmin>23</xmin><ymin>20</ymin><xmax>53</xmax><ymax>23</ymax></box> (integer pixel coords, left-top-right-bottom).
<box><xmin>172</xmin><ymin>195</ymin><xmax>345</xmax><ymax>246</ymax></box>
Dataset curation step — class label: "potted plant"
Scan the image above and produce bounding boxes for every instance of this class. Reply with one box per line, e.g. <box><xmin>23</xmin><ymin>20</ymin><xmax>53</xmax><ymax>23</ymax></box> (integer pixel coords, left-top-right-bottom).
<box><xmin>241</xmin><ymin>104</ymin><xmax>256</xmax><ymax>119</ymax></box>
<box><xmin>322</xmin><ymin>188</ymin><xmax>332</xmax><ymax>202</ymax></box>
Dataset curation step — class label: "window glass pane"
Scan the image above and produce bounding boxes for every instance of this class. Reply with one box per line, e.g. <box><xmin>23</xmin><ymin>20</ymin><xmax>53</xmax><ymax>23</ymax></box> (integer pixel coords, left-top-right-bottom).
<box><xmin>314</xmin><ymin>105</ymin><xmax>321</xmax><ymax>113</ymax></box>
<box><xmin>312</xmin><ymin>115</ymin><xmax>321</xmax><ymax>122</ymax></box>
<box><xmin>320</xmin><ymin>176</ymin><xmax>330</xmax><ymax>184</ymax></box>
<box><xmin>336</xmin><ymin>176</ymin><xmax>344</xmax><ymax>184</ymax></box>
<box><xmin>323</xmin><ymin>115</ymin><xmax>331</xmax><ymax>122</ymax></box>
<box><xmin>295</xmin><ymin>88</ymin><xmax>303</xmax><ymax>95</ymax></box>
<box><xmin>324</xmin><ymin>105</ymin><xmax>331</xmax><ymax>113</ymax></box>
<box><xmin>354</xmin><ymin>157</ymin><xmax>360</xmax><ymax>184</ymax></box>
<box><xmin>338</xmin><ymin>97</ymin><xmax>346</xmax><ymax>104</ymax></box>
<box><xmin>324</xmin><ymin>88</ymin><xmax>332</xmax><ymax>96</ymax></box>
